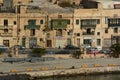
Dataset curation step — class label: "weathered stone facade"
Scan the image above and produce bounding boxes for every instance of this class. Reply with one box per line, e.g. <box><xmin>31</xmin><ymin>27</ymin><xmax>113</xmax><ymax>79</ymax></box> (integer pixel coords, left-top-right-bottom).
<box><xmin>0</xmin><ymin>1</ymin><xmax>120</xmax><ymax>49</ymax></box>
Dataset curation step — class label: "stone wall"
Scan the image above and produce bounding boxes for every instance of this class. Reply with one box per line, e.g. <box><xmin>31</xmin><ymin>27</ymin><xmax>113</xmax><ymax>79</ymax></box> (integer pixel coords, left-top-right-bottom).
<box><xmin>21</xmin><ymin>66</ymin><xmax>120</xmax><ymax>77</ymax></box>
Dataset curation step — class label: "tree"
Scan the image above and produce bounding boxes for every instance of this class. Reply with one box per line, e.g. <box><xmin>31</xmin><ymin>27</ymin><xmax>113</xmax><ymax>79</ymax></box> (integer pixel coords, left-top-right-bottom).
<box><xmin>110</xmin><ymin>44</ymin><xmax>120</xmax><ymax>58</ymax></box>
<box><xmin>30</xmin><ymin>48</ymin><xmax>46</xmax><ymax>57</ymax></box>
<box><xmin>73</xmin><ymin>50</ymin><xmax>83</xmax><ymax>59</ymax></box>
<box><xmin>0</xmin><ymin>51</ymin><xmax>1</xmax><ymax>55</ymax></box>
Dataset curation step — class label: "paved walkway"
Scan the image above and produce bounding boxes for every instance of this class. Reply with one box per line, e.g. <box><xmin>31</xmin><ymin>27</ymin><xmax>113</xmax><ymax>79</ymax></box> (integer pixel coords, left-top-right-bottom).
<box><xmin>0</xmin><ymin>58</ymin><xmax>120</xmax><ymax>73</ymax></box>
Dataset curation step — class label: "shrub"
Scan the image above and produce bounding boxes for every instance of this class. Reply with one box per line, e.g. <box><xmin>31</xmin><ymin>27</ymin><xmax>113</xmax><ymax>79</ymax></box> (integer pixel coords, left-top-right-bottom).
<box><xmin>110</xmin><ymin>44</ymin><xmax>120</xmax><ymax>58</ymax></box>
<box><xmin>73</xmin><ymin>50</ymin><xmax>83</xmax><ymax>59</ymax></box>
<box><xmin>30</xmin><ymin>48</ymin><xmax>46</xmax><ymax>57</ymax></box>
<box><xmin>58</xmin><ymin>1</ymin><xmax>73</xmax><ymax>8</ymax></box>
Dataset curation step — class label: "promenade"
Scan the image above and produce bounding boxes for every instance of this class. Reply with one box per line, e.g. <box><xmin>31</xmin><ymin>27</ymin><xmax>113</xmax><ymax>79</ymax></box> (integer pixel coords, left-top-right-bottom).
<box><xmin>0</xmin><ymin>57</ymin><xmax>120</xmax><ymax>75</ymax></box>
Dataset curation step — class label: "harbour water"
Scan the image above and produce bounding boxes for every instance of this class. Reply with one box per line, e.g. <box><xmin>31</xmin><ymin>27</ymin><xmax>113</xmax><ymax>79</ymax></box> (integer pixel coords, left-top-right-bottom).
<box><xmin>39</xmin><ymin>74</ymin><xmax>120</xmax><ymax>80</ymax></box>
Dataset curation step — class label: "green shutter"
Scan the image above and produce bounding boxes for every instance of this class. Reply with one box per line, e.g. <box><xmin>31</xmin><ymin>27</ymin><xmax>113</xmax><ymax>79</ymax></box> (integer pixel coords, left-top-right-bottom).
<box><xmin>51</xmin><ymin>19</ymin><xmax>68</xmax><ymax>29</ymax></box>
<box><xmin>24</xmin><ymin>19</ymin><xmax>40</xmax><ymax>29</ymax></box>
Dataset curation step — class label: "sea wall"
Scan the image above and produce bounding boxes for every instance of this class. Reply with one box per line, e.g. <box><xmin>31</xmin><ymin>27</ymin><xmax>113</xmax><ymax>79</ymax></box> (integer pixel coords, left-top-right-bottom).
<box><xmin>20</xmin><ymin>66</ymin><xmax>120</xmax><ymax>77</ymax></box>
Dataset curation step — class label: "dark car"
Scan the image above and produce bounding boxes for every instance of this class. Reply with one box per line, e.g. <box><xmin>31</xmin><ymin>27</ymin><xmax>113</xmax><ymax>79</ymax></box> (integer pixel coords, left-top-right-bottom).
<box><xmin>30</xmin><ymin>45</ymin><xmax>42</xmax><ymax>49</ymax></box>
<box><xmin>55</xmin><ymin>50</ymin><xmax>70</xmax><ymax>54</ymax></box>
<box><xmin>64</xmin><ymin>45</ymin><xmax>80</xmax><ymax>49</ymax></box>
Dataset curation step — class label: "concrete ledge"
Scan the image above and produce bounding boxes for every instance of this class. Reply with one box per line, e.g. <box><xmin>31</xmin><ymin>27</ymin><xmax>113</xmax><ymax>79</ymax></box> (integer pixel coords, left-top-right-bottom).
<box><xmin>20</xmin><ymin>66</ymin><xmax>120</xmax><ymax>77</ymax></box>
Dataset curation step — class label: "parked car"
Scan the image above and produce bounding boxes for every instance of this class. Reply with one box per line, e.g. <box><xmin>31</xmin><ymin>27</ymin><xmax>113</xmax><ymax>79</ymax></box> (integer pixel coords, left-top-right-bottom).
<box><xmin>87</xmin><ymin>48</ymin><xmax>100</xmax><ymax>54</ymax></box>
<box><xmin>0</xmin><ymin>44</ymin><xmax>9</xmax><ymax>52</ymax></box>
<box><xmin>99</xmin><ymin>49</ymin><xmax>112</xmax><ymax>54</ymax></box>
<box><xmin>64</xmin><ymin>45</ymin><xmax>80</xmax><ymax>49</ymax></box>
<box><xmin>12</xmin><ymin>45</ymin><xmax>25</xmax><ymax>50</ymax></box>
<box><xmin>55</xmin><ymin>50</ymin><xmax>70</xmax><ymax>54</ymax></box>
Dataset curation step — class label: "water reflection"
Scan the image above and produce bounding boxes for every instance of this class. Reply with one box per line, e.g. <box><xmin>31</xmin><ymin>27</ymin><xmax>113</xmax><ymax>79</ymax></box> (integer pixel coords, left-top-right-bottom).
<box><xmin>39</xmin><ymin>74</ymin><xmax>120</xmax><ymax>80</ymax></box>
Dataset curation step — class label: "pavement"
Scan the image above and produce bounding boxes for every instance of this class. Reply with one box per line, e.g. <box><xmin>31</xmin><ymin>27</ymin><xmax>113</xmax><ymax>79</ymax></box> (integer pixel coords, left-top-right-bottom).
<box><xmin>0</xmin><ymin>57</ymin><xmax>120</xmax><ymax>73</ymax></box>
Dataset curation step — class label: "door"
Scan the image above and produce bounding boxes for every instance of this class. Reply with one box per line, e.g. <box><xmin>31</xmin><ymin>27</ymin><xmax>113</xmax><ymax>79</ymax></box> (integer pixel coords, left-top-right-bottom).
<box><xmin>83</xmin><ymin>39</ymin><xmax>91</xmax><ymax>46</ymax></box>
<box><xmin>22</xmin><ymin>37</ymin><xmax>26</xmax><ymax>47</ymax></box>
<box><xmin>77</xmin><ymin>38</ymin><xmax>80</xmax><ymax>47</ymax></box>
<box><xmin>29</xmin><ymin>37</ymin><xmax>37</xmax><ymax>48</ymax></box>
<box><xmin>47</xmin><ymin>40</ymin><xmax>52</xmax><ymax>47</ymax></box>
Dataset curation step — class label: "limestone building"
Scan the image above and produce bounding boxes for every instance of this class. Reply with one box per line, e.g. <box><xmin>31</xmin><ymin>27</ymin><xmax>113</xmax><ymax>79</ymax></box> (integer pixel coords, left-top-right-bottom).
<box><xmin>0</xmin><ymin>0</ymin><xmax>120</xmax><ymax>49</ymax></box>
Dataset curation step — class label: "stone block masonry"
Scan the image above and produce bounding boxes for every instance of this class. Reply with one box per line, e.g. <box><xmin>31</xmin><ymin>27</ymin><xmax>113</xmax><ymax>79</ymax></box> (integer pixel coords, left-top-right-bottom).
<box><xmin>20</xmin><ymin>66</ymin><xmax>120</xmax><ymax>77</ymax></box>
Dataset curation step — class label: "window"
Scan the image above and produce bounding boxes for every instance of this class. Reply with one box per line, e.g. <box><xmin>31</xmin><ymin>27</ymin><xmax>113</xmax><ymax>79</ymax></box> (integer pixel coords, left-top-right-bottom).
<box><xmin>14</xmin><ymin>21</ymin><xmax>16</xmax><ymax>25</ymax></box>
<box><xmin>105</xmin><ymin>17</ymin><xmax>108</xmax><ymax>24</ymax></box>
<box><xmin>105</xmin><ymin>29</ymin><xmax>108</xmax><ymax>33</ymax></box>
<box><xmin>4</xmin><ymin>29</ymin><xmax>8</xmax><ymax>33</ymax></box>
<box><xmin>67</xmin><ymin>32</ymin><xmax>70</xmax><ymax>35</ymax></box>
<box><xmin>56</xmin><ymin>29</ymin><xmax>62</xmax><ymax>36</ymax></box>
<box><xmin>73</xmin><ymin>2</ymin><xmax>75</xmax><ymax>5</ymax></box>
<box><xmin>40</xmin><ymin>20</ymin><xmax>43</xmax><ymax>24</ymax></box>
<box><xmin>77</xmin><ymin>33</ymin><xmax>80</xmax><ymax>36</ymax></box>
<box><xmin>58</xmin><ymin>15</ymin><xmax>62</xmax><ymax>18</ymax></box>
<box><xmin>30</xmin><ymin>29</ymin><xmax>35</xmax><ymax>36</ymax></box>
<box><xmin>114</xmin><ymin>28</ymin><xmax>118</xmax><ymax>33</ymax></box>
<box><xmin>40</xmin><ymin>38</ymin><xmax>43</xmax><ymax>41</ymax></box>
<box><xmin>76</xmin><ymin>19</ymin><xmax>79</xmax><ymax>24</ymax></box>
<box><xmin>4</xmin><ymin>19</ymin><xmax>8</xmax><ymax>26</ymax></box>
<box><xmin>97</xmin><ymin>32</ymin><xmax>100</xmax><ymax>35</ymax></box>
<box><xmin>3</xmin><ymin>40</ymin><xmax>9</xmax><ymax>47</ymax></box>
<box><xmin>46</xmin><ymin>33</ymin><xmax>50</xmax><ymax>38</ymax></box>
<box><xmin>97</xmin><ymin>39</ymin><xmax>101</xmax><ymax>46</ymax></box>
<box><xmin>87</xmin><ymin>28</ymin><xmax>91</xmax><ymax>34</ymax></box>
<box><xmin>108</xmin><ymin>18</ymin><xmax>120</xmax><ymax>27</ymax></box>
<box><xmin>97</xmin><ymin>19</ymin><xmax>100</xmax><ymax>24</ymax></box>
<box><xmin>67</xmin><ymin>20</ymin><xmax>70</xmax><ymax>24</ymax></box>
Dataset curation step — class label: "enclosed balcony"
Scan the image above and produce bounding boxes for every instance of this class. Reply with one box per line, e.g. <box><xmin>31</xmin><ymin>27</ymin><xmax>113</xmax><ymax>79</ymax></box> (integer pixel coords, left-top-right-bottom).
<box><xmin>108</xmin><ymin>18</ymin><xmax>120</xmax><ymax>27</ymax></box>
<box><xmin>51</xmin><ymin>19</ymin><xmax>69</xmax><ymax>29</ymax></box>
<box><xmin>24</xmin><ymin>20</ymin><xmax>40</xmax><ymax>30</ymax></box>
<box><xmin>24</xmin><ymin>25</ymin><xmax>40</xmax><ymax>29</ymax></box>
<box><xmin>81</xmin><ymin>19</ymin><xmax>99</xmax><ymax>29</ymax></box>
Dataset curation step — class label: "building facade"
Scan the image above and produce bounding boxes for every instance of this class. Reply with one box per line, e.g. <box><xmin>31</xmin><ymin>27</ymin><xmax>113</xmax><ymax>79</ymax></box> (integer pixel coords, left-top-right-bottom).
<box><xmin>0</xmin><ymin>1</ymin><xmax>120</xmax><ymax>49</ymax></box>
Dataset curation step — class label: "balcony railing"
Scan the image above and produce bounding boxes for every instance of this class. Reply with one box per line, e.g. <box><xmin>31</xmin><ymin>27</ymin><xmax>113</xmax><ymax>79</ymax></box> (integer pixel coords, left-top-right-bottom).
<box><xmin>0</xmin><ymin>25</ymin><xmax>13</xmax><ymax>30</ymax></box>
<box><xmin>0</xmin><ymin>32</ymin><xmax>12</xmax><ymax>37</ymax></box>
<box><xmin>81</xmin><ymin>25</ymin><xmax>96</xmax><ymax>28</ymax></box>
<box><xmin>82</xmin><ymin>32</ymin><xmax>94</xmax><ymax>35</ymax></box>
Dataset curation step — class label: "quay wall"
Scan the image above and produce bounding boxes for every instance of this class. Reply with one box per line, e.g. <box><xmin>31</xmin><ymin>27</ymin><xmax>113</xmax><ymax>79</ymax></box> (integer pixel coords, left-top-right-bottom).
<box><xmin>20</xmin><ymin>66</ymin><xmax>120</xmax><ymax>77</ymax></box>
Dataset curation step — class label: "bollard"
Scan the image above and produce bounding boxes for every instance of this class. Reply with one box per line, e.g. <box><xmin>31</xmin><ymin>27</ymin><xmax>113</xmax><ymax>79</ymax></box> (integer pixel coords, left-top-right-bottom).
<box><xmin>10</xmin><ymin>69</ymin><xmax>18</xmax><ymax>73</ymax></box>
<box><xmin>94</xmin><ymin>64</ymin><xmax>102</xmax><ymax>67</ymax></box>
<box><xmin>55</xmin><ymin>66</ymin><xmax>62</xmax><ymax>69</ymax></box>
<box><xmin>26</xmin><ymin>68</ymin><xmax>33</xmax><ymax>71</ymax></box>
<box><xmin>40</xmin><ymin>68</ymin><xmax>48</xmax><ymax>71</ymax></box>
<box><xmin>81</xmin><ymin>64</ymin><xmax>88</xmax><ymax>68</ymax></box>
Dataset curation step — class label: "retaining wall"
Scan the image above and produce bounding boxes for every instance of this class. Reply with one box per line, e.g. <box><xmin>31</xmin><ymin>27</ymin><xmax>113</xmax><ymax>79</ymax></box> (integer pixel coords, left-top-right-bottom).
<box><xmin>20</xmin><ymin>66</ymin><xmax>120</xmax><ymax>77</ymax></box>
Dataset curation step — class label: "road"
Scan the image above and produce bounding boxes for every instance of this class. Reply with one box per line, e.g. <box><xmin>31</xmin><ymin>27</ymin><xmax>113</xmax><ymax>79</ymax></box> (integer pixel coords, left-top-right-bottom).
<box><xmin>0</xmin><ymin>58</ymin><xmax>120</xmax><ymax>73</ymax></box>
